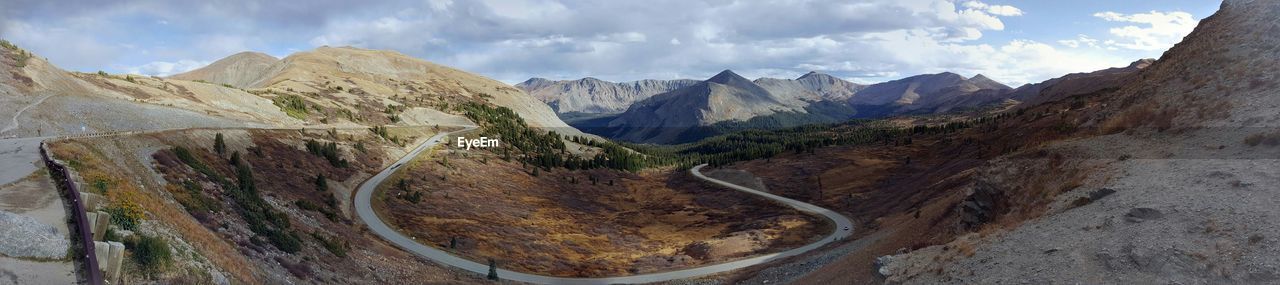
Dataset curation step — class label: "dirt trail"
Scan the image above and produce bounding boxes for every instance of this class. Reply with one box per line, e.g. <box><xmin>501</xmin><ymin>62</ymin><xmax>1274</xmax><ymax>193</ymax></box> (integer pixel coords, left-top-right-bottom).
<box><xmin>0</xmin><ymin>93</ymin><xmax>53</xmax><ymax>136</ymax></box>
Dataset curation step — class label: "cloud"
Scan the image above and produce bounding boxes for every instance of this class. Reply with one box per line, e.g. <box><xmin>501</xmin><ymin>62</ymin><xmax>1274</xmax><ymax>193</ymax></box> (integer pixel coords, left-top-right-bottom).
<box><xmin>1058</xmin><ymin>34</ymin><xmax>1100</xmax><ymax>48</ymax></box>
<box><xmin>963</xmin><ymin>1</ymin><xmax>1024</xmax><ymax>17</ymax></box>
<box><xmin>296</xmin><ymin>0</ymin><xmax>1032</xmax><ymax>83</ymax></box>
<box><xmin>1093</xmin><ymin>10</ymin><xmax>1197</xmax><ymax>51</ymax></box>
<box><xmin>123</xmin><ymin>59</ymin><xmax>210</xmax><ymax>76</ymax></box>
<box><xmin>1</xmin><ymin>0</ymin><xmax>1147</xmax><ymax>87</ymax></box>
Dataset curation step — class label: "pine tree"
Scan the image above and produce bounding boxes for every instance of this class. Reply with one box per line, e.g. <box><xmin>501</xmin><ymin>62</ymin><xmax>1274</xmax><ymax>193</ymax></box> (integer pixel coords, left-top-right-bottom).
<box><xmin>487</xmin><ymin>259</ymin><xmax>499</xmax><ymax>280</ymax></box>
<box><xmin>315</xmin><ymin>174</ymin><xmax>328</xmax><ymax>191</ymax></box>
<box><xmin>214</xmin><ymin>133</ymin><xmax>226</xmax><ymax>155</ymax></box>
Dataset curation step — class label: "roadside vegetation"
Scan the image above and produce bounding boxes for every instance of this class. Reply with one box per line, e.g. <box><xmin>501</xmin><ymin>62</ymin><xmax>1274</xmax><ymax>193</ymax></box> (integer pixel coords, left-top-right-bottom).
<box><xmin>125</xmin><ymin>233</ymin><xmax>173</xmax><ymax>278</ymax></box>
<box><xmin>173</xmin><ymin>146</ymin><xmax>303</xmax><ymax>253</ymax></box>
<box><xmin>272</xmin><ymin>94</ymin><xmax>309</xmax><ymax>120</ymax></box>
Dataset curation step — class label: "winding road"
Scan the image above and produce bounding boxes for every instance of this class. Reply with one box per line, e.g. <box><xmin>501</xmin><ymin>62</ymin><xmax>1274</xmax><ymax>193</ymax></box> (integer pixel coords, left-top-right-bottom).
<box><xmin>354</xmin><ymin>128</ymin><xmax>854</xmax><ymax>284</ymax></box>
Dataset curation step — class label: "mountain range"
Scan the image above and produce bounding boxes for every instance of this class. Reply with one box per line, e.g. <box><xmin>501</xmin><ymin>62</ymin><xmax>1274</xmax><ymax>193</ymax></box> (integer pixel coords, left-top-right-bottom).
<box><xmin>559</xmin><ymin>70</ymin><xmax>1016</xmax><ymax>143</ymax></box>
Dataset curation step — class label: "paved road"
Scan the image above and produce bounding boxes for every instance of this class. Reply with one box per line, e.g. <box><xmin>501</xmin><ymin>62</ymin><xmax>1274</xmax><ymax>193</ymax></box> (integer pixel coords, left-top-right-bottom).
<box><xmin>354</xmin><ymin>128</ymin><xmax>855</xmax><ymax>284</ymax></box>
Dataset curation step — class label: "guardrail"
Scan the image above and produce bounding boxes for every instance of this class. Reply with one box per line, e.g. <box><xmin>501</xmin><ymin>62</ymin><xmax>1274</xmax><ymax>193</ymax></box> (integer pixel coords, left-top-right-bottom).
<box><xmin>39</xmin><ymin>141</ymin><xmax>104</xmax><ymax>285</ymax></box>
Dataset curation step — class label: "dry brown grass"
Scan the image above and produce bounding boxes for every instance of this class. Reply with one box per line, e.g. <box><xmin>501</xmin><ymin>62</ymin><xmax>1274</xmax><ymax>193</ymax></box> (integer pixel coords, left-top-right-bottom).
<box><xmin>375</xmin><ymin>150</ymin><xmax>828</xmax><ymax>277</ymax></box>
<box><xmin>1100</xmin><ymin>102</ymin><xmax>1181</xmax><ymax>134</ymax></box>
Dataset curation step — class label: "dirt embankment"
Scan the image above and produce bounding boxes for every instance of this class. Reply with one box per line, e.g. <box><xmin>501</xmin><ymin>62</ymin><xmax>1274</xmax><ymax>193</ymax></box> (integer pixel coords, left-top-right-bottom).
<box><xmin>374</xmin><ymin>148</ymin><xmax>830</xmax><ymax>278</ymax></box>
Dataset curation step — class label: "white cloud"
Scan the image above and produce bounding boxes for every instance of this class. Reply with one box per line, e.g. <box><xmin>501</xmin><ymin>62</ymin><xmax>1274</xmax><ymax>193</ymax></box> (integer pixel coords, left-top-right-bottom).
<box><xmin>1058</xmin><ymin>34</ymin><xmax>1099</xmax><ymax>48</ymax></box>
<box><xmin>124</xmin><ymin>59</ymin><xmax>210</xmax><ymax>76</ymax></box>
<box><xmin>4</xmin><ymin>0</ymin><xmax>1133</xmax><ymax>87</ymax></box>
<box><xmin>859</xmin><ymin>29</ymin><xmax>1126</xmax><ymax>86</ymax></box>
<box><xmin>1093</xmin><ymin>10</ymin><xmax>1197</xmax><ymax>51</ymax></box>
<box><xmin>963</xmin><ymin>1</ymin><xmax>1024</xmax><ymax>17</ymax></box>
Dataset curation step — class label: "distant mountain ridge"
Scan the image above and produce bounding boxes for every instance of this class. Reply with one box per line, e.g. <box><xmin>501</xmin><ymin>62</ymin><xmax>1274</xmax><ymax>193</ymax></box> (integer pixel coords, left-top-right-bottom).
<box><xmin>601</xmin><ymin>70</ymin><xmax>807</xmax><ymax>143</ymax></box>
<box><xmin>1009</xmin><ymin>58</ymin><xmax>1154</xmax><ymax>107</ymax></box>
<box><xmin>754</xmin><ymin>71</ymin><xmax>867</xmax><ymax>102</ymax></box>
<box><xmin>589</xmin><ymin>70</ymin><xmax>1016</xmax><ymax>143</ymax></box>
<box><xmin>515</xmin><ymin>77</ymin><xmax>699</xmax><ymax>114</ymax></box>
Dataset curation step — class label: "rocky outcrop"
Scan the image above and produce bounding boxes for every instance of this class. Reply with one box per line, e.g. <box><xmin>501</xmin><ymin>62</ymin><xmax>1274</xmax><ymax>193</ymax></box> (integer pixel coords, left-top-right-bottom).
<box><xmin>956</xmin><ymin>182</ymin><xmax>1002</xmax><ymax>231</ymax></box>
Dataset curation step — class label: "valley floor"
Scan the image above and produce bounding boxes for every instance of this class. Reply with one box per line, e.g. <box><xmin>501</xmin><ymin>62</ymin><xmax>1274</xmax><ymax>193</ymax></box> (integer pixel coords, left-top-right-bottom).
<box><xmin>374</xmin><ymin>146</ymin><xmax>831</xmax><ymax>278</ymax></box>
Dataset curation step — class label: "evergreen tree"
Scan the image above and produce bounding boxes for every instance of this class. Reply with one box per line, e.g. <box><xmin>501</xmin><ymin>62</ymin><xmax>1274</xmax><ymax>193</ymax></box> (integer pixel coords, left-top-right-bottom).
<box><xmin>214</xmin><ymin>133</ymin><xmax>226</xmax><ymax>155</ymax></box>
<box><xmin>487</xmin><ymin>259</ymin><xmax>499</xmax><ymax>280</ymax></box>
<box><xmin>315</xmin><ymin>174</ymin><xmax>327</xmax><ymax>191</ymax></box>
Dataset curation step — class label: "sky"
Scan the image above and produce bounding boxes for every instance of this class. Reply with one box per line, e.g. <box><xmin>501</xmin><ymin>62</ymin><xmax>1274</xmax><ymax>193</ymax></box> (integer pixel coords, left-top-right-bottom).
<box><xmin>0</xmin><ymin>0</ymin><xmax>1221</xmax><ymax>86</ymax></box>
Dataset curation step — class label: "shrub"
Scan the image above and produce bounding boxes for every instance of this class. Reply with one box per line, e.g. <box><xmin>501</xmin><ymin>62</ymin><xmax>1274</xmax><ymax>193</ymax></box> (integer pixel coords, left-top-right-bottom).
<box><xmin>272</xmin><ymin>95</ymin><xmax>309</xmax><ymax>119</ymax></box>
<box><xmin>294</xmin><ymin>199</ymin><xmax>337</xmax><ymax>221</ymax></box>
<box><xmin>171</xmin><ymin>180</ymin><xmax>221</xmax><ymax>215</ymax></box>
<box><xmin>104</xmin><ymin>200</ymin><xmax>144</xmax><ymax>231</ymax></box>
<box><xmin>304</xmin><ymin>139</ymin><xmax>348</xmax><ymax>167</ymax></box>
<box><xmin>1244</xmin><ymin>132</ymin><xmax>1280</xmax><ymax>147</ymax></box>
<box><xmin>311</xmin><ymin>232</ymin><xmax>348</xmax><ymax>257</ymax></box>
<box><xmin>125</xmin><ymin>234</ymin><xmax>172</xmax><ymax>277</ymax></box>
<box><xmin>92</xmin><ymin>178</ymin><xmax>109</xmax><ymax>194</ymax></box>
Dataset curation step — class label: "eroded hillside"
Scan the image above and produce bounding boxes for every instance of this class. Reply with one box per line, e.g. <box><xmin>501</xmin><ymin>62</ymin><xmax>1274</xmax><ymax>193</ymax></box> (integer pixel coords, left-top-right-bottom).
<box><xmin>707</xmin><ymin>0</ymin><xmax>1280</xmax><ymax>284</ymax></box>
<box><xmin>47</xmin><ymin>127</ymin><xmax>486</xmax><ymax>284</ymax></box>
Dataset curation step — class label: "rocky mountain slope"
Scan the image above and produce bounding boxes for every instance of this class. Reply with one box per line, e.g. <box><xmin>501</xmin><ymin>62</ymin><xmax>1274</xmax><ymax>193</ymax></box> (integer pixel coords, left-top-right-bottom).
<box><xmin>754</xmin><ymin>71</ymin><xmax>866</xmax><ymax>102</ymax></box>
<box><xmin>177</xmin><ymin>46</ymin><xmax>576</xmax><ymax>133</ymax></box>
<box><xmin>515</xmin><ymin>77</ymin><xmax>699</xmax><ymax>114</ymax></box>
<box><xmin>170</xmin><ymin>51</ymin><xmax>278</xmax><ymax>88</ymax></box>
<box><xmin>0</xmin><ymin>46</ymin><xmax>298</xmax><ymax>138</ymax></box>
<box><xmin>847</xmin><ymin>72</ymin><xmax>1013</xmax><ymax>116</ymax></box>
<box><xmin>592</xmin><ymin>70</ymin><xmax>1014</xmax><ymax>144</ymax></box>
<box><xmin>1009</xmin><ymin>58</ymin><xmax>1154</xmax><ymax>107</ymax></box>
<box><xmin>602</xmin><ymin>70</ymin><xmax>807</xmax><ymax>143</ymax></box>
<box><xmin>1</xmin><ymin>45</ymin><xmax>584</xmax><ymax>138</ymax></box>
<box><xmin>747</xmin><ymin>0</ymin><xmax>1280</xmax><ymax>283</ymax></box>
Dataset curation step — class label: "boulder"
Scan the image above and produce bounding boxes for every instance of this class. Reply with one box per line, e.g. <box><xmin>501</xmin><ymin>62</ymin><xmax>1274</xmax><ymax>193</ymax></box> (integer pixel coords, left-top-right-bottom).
<box><xmin>874</xmin><ymin>254</ymin><xmax>897</xmax><ymax>278</ymax></box>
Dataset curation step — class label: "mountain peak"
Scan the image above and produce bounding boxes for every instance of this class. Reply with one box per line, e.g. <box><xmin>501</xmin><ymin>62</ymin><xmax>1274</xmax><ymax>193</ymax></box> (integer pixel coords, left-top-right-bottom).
<box><xmin>1128</xmin><ymin>58</ymin><xmax>1156</xmax><ymax>69</ymax></box>
<box><xmin>707</xmin><ymin>69</ymin><xmax>748</xmax><ymax>84</ymax></box>
<box><xmin>797</xmin><ymin>71</ymin><xmax>831</xmax><ymax>80</ymax></box>
<box><xmin>578</xmin><ymin>77</ymin><xmax>607</xmax><ymax>83</ymax></box>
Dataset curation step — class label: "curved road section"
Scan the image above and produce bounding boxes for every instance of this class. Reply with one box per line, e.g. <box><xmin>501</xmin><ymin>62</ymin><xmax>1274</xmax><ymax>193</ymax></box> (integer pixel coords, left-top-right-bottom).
<box><xmin>355</xmin><ymin>129</ymin><xmax>854</xmax><ymax>284</ymax></box>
